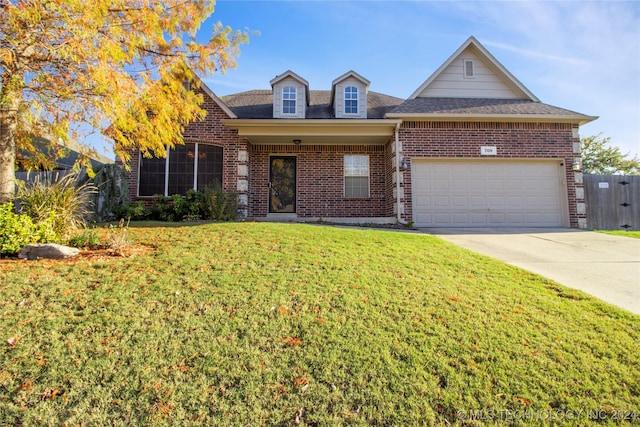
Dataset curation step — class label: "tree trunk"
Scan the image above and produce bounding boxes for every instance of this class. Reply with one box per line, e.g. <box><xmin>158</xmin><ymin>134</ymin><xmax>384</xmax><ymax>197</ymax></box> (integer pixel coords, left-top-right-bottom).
<box><xmin>0</xmin><ymin>101</ymin><xmax>18</xmax><ymax>205</ymax></box>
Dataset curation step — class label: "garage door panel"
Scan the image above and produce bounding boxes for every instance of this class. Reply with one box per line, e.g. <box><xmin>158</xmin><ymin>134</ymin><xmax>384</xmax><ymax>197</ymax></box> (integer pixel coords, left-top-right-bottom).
<box><xmin>451</xmin><ymin>196</ymin><xmax>470</xmax><ymax>208</ymax></box>
<box><xmin>505</xmin><ymin>195</ymin><xmax>524</xmax><ymax>207</ymax></box>
<box><xmin>488</xmin><ymin>212</ymin><xmax>508</xmax><ymax>224</ymax></box>
<box><xmin>488</xmin><ymin>196</ymin><xmax>506</xmax><ymax>207</ymax></box>
<box><xmin>486</xmin><ymin>179</ymin><xmax>505</xmax><ymax>191</ymax></box>
<box><xmin>412</xmin><ymin>160</ymin><xmax>567</xmax><ymax>227</ymax></box>
<box><xmin>434</xmin><ymin>196</ymin><xmax>452</xmax><ymax>207</ymax></box>
<box><xmin>469</xmin><ymin>196</ymin><xmax>487</xmax><ymax>208</ymax></box>
<box><xmin>470</xmin><ymin>214</ymin><xmax>489</xmax><ymax>225</ymax></box>
<box><xmin>469</xmin><ymin>181</ymin><xmax>486</xmax><ymax>191</ymax></box>
<box><xmin>452</xmin><ymin>179</ymin><xmax>470</xmax><ymax>191</ymax></box>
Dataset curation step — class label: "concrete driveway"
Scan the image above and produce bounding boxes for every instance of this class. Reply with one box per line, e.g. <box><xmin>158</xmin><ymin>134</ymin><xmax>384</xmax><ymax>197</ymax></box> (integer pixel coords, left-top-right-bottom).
<box><xmin>423</xmin><ymin>228</ymin><xmax>640</xmax><ymax>315</ymax></box>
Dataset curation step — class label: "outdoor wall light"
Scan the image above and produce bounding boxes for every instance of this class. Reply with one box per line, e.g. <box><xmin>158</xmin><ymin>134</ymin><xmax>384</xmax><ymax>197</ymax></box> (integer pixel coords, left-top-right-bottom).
<box><xmin>293</xmin><ymin>139</ymin><xmax>302</xmax><ymax>145</ymax></box>
<box><xmin>400</xmin><ymin>157</ymin><xmax>409</xmax><ymax>171</ymax></box>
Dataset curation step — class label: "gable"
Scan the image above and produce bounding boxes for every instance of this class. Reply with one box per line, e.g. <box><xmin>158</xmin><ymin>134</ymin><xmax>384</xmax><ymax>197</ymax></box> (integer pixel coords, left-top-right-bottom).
<box><xmin>199</xmin><ymin>84</ymin><xmax>237</xmax><ymax>119</ymax></box>
<box><xmin>410</xmin><ymin>36</ymin><xmax>538</xmax><ymax>101</ymax></box>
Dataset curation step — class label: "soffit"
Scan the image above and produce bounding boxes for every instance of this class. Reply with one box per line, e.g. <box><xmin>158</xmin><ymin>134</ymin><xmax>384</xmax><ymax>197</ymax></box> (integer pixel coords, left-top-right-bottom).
<box><xmin>221</xmin><ymin>119</ymin><xmax>400</xmax><ymax>145</ymax></box>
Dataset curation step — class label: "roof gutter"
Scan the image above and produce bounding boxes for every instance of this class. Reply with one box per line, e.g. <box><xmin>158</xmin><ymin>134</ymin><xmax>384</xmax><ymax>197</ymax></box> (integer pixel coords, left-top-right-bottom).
<box><xmin>384</xmin><ymin>113</ymin><xmax>598</xmax><ymax>126</ymax></box>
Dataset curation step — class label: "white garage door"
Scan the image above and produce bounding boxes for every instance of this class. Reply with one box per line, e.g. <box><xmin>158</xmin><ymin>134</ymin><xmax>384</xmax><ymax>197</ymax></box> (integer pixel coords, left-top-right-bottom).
<box><xmin>412</xmin><ymin>160</ymin><xmax>567</xmax><ymax>227</ymax></box>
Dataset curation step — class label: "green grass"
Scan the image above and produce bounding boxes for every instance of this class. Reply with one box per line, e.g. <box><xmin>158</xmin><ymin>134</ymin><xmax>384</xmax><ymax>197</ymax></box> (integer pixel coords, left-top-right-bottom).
<box><xmin>1</xmin><ymin>223</ymin><xmax>638</xmax><ymax>426</ymax></box>
<box><xmin>595</xmin><ymin>230</ymin><xmax>640</xmax><ymax>239</ymax></box>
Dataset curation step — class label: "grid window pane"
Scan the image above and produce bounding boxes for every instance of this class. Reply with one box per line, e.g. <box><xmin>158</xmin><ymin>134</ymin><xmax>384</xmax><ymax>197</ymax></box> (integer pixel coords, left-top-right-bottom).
<box><xmin>283</xmin><ymin>100</ymin><xmax>296</xmax><ymax>114</ymax></box>
<box><xmin>168</xmin><ymin>144</ymin><xmax>195</xmax><ymax>195</ymax></box>
<box><xmin>345</xmin><ymin>86</ymin><xmax>358</xmax><ymax>114</ymax></box>
<box><xmin>283</xmin><ymin>86</ymin><xmax>296</xmax><ymax>114</ymax></box>
<box><xmin>139</xmin><ymin>156</ymin><xmax>166</xmax><ymax>196</ymax></box>
<box><xmin>138</xmin><ymin>143</ymin><xmax>224</xmax><ymax>197</ymax></box>
<box><xmin>344</xmin><ymin>155</ymin><xmax>369</xmax><ymax>198</ymax></box>
<box><xmin>197</xmin><ymin>144</ymin><xmax>223</xmax><ymax>191</ymax></box>
<box><xmin>345</xmin><ymin>176</ymin><xmax>369</xmax><ymax>198</ymax></box>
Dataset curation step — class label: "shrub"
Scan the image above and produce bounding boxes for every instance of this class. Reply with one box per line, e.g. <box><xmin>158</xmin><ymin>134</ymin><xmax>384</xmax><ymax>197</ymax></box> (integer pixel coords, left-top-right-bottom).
<box><xmin>0</xmin><ymin>203</ymin><xmax>61</xmax><ymax>255</ymax></box>
<box><xmin>17</xmin><ymin>173</ymin><xmax>97</xmax><ymax>238</ymax></box>
<box><xmin>112</xmin><ymin>201</ymin><xmax>150</xmax><ymax>221</ymax></box>
<box><xmin>68</xmin><ymin>229</ymin><xmax>101</xmax><ymax>249</ymax></box>
<box><xmin>119</xmin><ymin>188</ymin><xmax>238</xmax><ymax>223</ymax></box>
<box><xmin>0</xmin><ymin>203</ymin><xmax>35</xmax><ymax>255</ymax></box>
<box><xmin>150</xmin><ymin>195</ymin><xmax>176</xmax><ymax>222</ymax></box>
<box><xmin>107</xmin><ymin>218</ymin><xmax>132</xmax><ymax>255</ymax></box>
<box><xmin>203</xmin><ymin>185</ymin><xmax>238</xmax><ymax>221</ymax></box>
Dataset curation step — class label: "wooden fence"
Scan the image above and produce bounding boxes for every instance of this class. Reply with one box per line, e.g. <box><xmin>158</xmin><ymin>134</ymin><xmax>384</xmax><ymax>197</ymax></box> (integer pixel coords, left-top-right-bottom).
<box><xmin>584</xmin><ymin>174</ymin><xmax>640</xmax><ymax>230</ymax></box>
<box><xmin>15</xmin><ymin>170</ymin><xmax>77</xmax><ymax>184</ymax></box>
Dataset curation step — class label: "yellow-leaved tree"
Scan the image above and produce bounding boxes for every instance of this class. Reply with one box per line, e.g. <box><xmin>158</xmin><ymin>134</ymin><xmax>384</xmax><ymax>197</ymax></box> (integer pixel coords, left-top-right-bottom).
<box><xmin>0</xmin><ymin>0</ymin><xmax>248</xmax><ymax>203</ymax></box>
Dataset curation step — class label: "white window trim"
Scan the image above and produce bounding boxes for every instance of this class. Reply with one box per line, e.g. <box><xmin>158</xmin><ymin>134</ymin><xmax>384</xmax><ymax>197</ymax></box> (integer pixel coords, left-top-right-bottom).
<box><xmin>282</xmin><ymin>86</ymin><xmax>297</xmax><ymax>115</ymax></box>
<box><xmin>164</xmin><ymin>148</ymin><xmax>170</xmax><ymax>196</ymax></box>
<box><xmin>343</xmin><ymin>154</ymin><xmax>370</xmax><ymax>198</ymax></box>
<box><xmin>344</xmin><ymin>86</ymin><xmax>358</xmax><ymax>115</ymax></box>
<box><xmin>463</xmin><ymin>59</ymin><xmax>475</xmax><ymax>79</ymax></box>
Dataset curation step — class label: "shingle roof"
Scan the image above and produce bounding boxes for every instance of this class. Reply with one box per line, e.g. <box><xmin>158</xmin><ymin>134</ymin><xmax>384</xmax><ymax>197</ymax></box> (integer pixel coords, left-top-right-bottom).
<box><xmin>389</xmin><ymin>97</ymin><xmax>589</xmax><ymax>117</ymax></box>
<box><xmin>221</xmin><ymin>90</ymin><xmax>404</xmax><ymax>119</ymax></box>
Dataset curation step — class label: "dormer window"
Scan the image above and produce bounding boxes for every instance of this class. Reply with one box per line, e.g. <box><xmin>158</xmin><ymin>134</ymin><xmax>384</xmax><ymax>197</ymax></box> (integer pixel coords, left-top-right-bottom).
<box><xmin>345</xmin><ymin>86</ymin><xmax>358</xmax><ymax>114</ymax></box>
<box><xmin>282</xmin><ymin>86</ymin><xmax>297</xmax><ymax>114</ymax></box>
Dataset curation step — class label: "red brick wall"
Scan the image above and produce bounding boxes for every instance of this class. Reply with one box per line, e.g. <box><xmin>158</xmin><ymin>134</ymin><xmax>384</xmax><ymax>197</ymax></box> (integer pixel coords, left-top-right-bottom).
<box><xmin>123</xmin><ymin>96</ymin><xmax>584</xmax><ymax>227</ymax></box>
<box><xmin>249</xmin><ymin>144</ymin><xmax>388</xmax><ymax>218</ymax></box>
<box><xmin>397</xmin><ymin>121</ymin><xmax>584</xmax><ymax>227</ymax></box>
<box><xmin>124</xmin><ymin>89</ymin><xmax>248</xmax><ymax>213</ymax></box>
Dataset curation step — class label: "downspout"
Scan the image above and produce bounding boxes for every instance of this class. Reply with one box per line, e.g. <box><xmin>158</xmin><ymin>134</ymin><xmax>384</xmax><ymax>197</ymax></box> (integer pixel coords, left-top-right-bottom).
<box><xmin>394</xmin><ymin>121</ymin><xmax>406</xmax><ymax>224</ymax></box>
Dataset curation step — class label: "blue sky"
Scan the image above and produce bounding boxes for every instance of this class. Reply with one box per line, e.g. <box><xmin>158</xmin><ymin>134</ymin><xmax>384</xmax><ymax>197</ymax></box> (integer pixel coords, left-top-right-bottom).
<box><xmin>93</xmin><ymin>1</ymin><xmax>640</xmax><ymax>159</ymax></box>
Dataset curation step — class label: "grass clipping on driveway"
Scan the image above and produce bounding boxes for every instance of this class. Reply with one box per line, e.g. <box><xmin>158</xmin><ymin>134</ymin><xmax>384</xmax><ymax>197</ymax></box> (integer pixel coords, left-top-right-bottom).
<box><xmin>1</xmin><ymin>223</ymin><xmax>638</xmax><ymax>426</ymax></box>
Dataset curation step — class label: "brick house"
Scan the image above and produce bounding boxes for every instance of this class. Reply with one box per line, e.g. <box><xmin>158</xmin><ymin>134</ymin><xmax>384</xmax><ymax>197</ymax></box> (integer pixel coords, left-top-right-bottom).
<box><xmin>124</xmin><ymin>36</ymin><xmax>596</xmax><ymax>228</ymax></box>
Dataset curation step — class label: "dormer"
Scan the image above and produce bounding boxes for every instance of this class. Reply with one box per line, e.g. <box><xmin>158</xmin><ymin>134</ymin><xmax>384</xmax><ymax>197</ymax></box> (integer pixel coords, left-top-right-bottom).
<box><xmin>270</xmin><ymin>70</ymin><xmax>310</xmax><ymax>119</ymax></box>
<box><xmin>331</xmin><ymin>71</ymin><xmax>370</xmax><ymax>119</ymax></box>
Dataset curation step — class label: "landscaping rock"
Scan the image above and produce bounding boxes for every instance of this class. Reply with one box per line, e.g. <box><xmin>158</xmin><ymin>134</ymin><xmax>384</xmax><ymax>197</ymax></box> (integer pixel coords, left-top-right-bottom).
<box><xmin>18</xmin><ymin>244</ymin><xmax>80</xmax><ymax>260</ymax></box>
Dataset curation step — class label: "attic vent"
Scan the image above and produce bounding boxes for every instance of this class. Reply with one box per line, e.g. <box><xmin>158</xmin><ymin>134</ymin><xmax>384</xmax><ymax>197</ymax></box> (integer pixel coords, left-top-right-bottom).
<box><xmin>463</xmin><ymin>60</ymin><xmax>475</xmax><ymax>78</ymax></box>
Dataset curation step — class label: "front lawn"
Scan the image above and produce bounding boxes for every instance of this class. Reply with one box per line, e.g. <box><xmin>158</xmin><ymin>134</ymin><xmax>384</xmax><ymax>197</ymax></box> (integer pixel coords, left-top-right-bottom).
<box><xmin>596</xmin><ymin>230</ymin><xmax>640</xmax><ymax>239</ymax></box>
<box><xmin>1</xmin><ymin>223</ymin><xmax>638</xmax><ymax>426</ymax></box>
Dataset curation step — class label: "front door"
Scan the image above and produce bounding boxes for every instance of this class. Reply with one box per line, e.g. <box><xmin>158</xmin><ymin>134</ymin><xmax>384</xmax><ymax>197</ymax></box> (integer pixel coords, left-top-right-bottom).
<box><xmin>269</xmin><ymin>156</ymin><xmax>296</xmax><ymax>213</ymax></box>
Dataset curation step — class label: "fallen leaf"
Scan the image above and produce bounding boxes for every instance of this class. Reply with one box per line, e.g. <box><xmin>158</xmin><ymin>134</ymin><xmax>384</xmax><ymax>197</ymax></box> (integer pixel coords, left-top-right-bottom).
<box><xmin>515</xmin><ymin>397</ymin><xmax>531</xmax><ymax>406</ymax></box>
<box><xmin>41</xmin><ymin>388</ymin><xmax>62</xmax><ymax>401</ymax></box>
<box><xmin>285</xmin><ymin>337</ymin><xmax>303</xmax><ymax>347</ymax></box>
<box><xmin>316</xmin><ymin>317</ymin><xmax>326</xmax><ymax>323</ymax></box>
<box><xmin>294</xmin><ymin>377</ymin><xmax>308</xmax><ymax>387</ymax></box>
<box><xmin>7</xmin><ymin>336</ymin><xmax>18</xmax><ymax>347</ymax></box>
<box><xmin>277</xmin><ymin>306</ymin><xmax>289</xmax><ymax>315</ymax></box>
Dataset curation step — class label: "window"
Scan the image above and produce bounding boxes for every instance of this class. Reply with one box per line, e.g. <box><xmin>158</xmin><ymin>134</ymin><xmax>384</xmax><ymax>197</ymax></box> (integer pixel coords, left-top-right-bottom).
<box><xmin>138</xmin><ymin>156</ymin><xmax>166</xmax><ymax>197</ymax></box>
<box><xmin>138</xmin><ymin>143</ymin><xmax>223</xmax><ymax>197</ymax></box>
<box><xmin>168</xmin><ymin>143</ymin><xmax>195</xmax><ymax>195</ymax></box>
<box><xmin>345</xmin><ymin>86</ymin><xmax>358</xmax><ymax>114</ymax></box>
<box><xmin>463</xmin><ymin>59</ymin><xmax>475</xmax><ymax>78</ymax></box>
<box><xmin>344</xmin><ymin>155</ymin><xmax>369</xmax><ymax>198</ymax></box>
<box><xmin>282</xmin><ymin>86</ymin><xmax>296</xmax><ymax>114</ymax></box>
<box><xmin>196</xmin><ymin>144</ymin><xmax>224</xmax><ymax>192</ymax></box>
